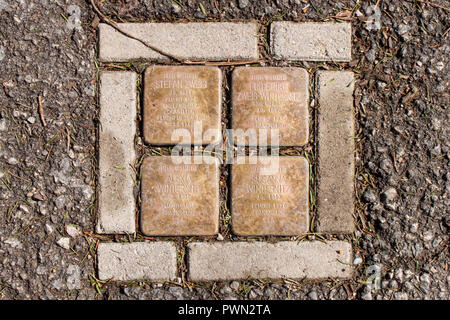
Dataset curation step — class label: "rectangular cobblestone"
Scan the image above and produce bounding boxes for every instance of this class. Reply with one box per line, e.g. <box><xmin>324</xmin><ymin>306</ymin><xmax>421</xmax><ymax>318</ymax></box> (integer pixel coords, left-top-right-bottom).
<box><xmin>97</xmin><ymin>242</ymin><xmax>177</xmax><ymax>281</ymax></box>
<box><xmin>270</xmin><ymin>22</ymin><xmax>351</xmax><ymax>61</ymax></box>
<box><xmin>316</xmin><ymin>71</ymin><xmax>355</xmax><ymax>233</ymax></box>
<box><xmin>99</xmin><ymin>22</ymin><xmax>259</xmax><ymax>62</ymax></box>
<box><xmin>96</xmin><ymin>71</ymin><xmax>137</xmax><ymax>234</ymax></box>
<box><xmin>187</xmin><ymin>241</ymin><xmax>352</xmax><ymax>281</ymax></box>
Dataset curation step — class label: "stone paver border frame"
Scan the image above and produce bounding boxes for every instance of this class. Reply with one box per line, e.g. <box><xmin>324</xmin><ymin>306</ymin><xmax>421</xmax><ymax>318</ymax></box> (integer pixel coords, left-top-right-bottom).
<box><xmin>95</xmin><ymin>21</ymin><xmax>355</xmax><ymax>282</ymax></box>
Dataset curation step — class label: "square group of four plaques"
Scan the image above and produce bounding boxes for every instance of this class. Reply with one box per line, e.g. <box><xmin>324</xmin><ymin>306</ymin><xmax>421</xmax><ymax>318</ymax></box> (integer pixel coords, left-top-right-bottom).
<box><xmin>141</xmin><ymin>65</ymin><xmax>310</xmax><ymax>236</ymax></box>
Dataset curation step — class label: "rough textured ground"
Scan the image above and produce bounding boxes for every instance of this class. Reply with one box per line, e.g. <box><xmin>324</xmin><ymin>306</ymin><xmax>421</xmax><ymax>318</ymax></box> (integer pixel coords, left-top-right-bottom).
<box><xmin>0</xmin><ymin>0</ymin><xmax>448</xmax><ymax>300</ymax></box>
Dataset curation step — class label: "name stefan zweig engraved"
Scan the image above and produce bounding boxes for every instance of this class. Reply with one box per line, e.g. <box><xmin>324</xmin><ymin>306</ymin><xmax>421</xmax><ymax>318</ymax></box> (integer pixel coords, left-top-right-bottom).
<box><xmin>152</xmin><ymin>78</ymin><xmax>207</xmax><ymax>89</ymax></box>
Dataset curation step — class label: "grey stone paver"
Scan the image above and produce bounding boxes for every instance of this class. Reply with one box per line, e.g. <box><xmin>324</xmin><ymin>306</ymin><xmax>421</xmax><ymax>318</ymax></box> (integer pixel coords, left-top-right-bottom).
<box><xmin>97</xmin><ymin>242</ymin><xmax>177</xmax><ymax>281</ymax></box>
<box><xmin>99</xmin><ymin>22</ymin><xmax>259</xmax><ymax>62</ymax></box>
<box><xmin>316</xmin><ymin>71</ymin><xmax>355</xmax><ymax>233</ymax></box>
<box><xmin>270</xmin><ymin>22</ymin><xmax>352</xmax><ymax>61</ymax></box>
<box><xmin>96</xmin><ymin>71</ymin><xmax>136</xmax><ymax>234</ymax></box>
<box><xmin>187</xmin><ymin>241</ymin><xmax>352</xmax><ymax>281</ymax></box>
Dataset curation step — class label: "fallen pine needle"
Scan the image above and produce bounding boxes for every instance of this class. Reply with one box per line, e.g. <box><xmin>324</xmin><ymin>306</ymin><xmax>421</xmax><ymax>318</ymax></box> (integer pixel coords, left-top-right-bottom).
<box><xmin>38</xmin><ymin>95</ymin><xmax>46</xmax><ymax>127</ymax></box>
<box><xmin>416</xmin><ymin>0</ymin><xmax>449</xmax><ymax>11</ymax></box>
<box><xmin>66</xmin><ymin>127</ymin><xmax>70</xmax><ymax>152</ymax></box>
<box><xmin>83</xmin><ymin>231</ymin><xmax>110</xmax><ymax>240</ymax></box>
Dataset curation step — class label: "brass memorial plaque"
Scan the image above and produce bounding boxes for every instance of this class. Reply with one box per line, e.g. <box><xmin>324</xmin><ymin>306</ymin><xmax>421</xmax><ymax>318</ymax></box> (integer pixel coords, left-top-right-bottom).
<box><xmin>144</xmin><ymin>65</ymin><xmax>221</xmax><ymax>145</ymax></box>
<box><xmin>231</xmin><ymin>156</ymin><xmax>309</xmax><ymax>235</ymax></box>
